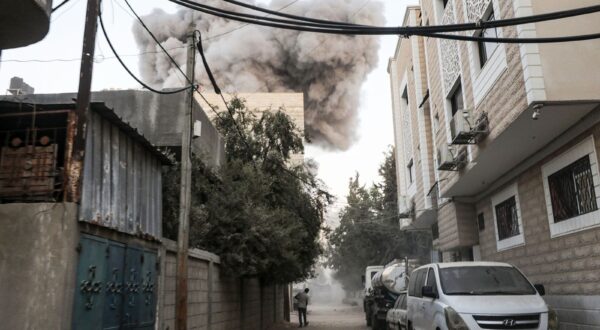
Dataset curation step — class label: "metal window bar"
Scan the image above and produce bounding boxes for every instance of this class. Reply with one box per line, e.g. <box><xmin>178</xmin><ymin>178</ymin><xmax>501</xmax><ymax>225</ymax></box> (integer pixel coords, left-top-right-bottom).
<box><xmin>495</xmin><ymin>196</ymin><xmax>519</xmax><ymax>240</ymax></box>
<box><xmin>0</xmin><ymin>126</ymin><xmax>67</xmax><ymax>201</ymax></box>
<box><xmin>548</xmin><ymin>156</ymin><xmax>598</xmax><ymax>222</ymax></box>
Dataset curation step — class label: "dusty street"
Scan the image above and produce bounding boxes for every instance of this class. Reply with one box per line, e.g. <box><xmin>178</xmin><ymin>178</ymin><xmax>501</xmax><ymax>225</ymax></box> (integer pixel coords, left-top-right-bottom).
<box><xmin>271</xmin><ymin>304</ymin><xmax>369</xmax><ymax>330</ymax></box>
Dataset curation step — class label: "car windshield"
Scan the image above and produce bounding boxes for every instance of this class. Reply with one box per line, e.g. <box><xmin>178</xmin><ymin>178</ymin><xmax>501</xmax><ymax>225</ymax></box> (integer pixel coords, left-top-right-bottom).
<box><xmin>439</xmin><ymin>266</ymin><xmax>536</xmax><ymax>295</ymax></box>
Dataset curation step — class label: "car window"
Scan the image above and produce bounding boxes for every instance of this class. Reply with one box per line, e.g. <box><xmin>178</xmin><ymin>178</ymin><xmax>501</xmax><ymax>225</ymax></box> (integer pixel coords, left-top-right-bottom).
<box><xmin>439</xmin><ymin>266</ymin><xmax>536</xmax><ymax>295</ymax></box>
<box><xmin>414</xmin><ymin>269</ymin><xmax>426</xmax><ymax>298</ymax></box>
<box><xmin>399</xmin><ymin>294</ymin><xmax>407</xmax><ymax>309</ymax></box>
<box><xmin>408</xmin><ymin>270</ymin><xmax>418</xmax><ymax>296</ymax></box>
<box><xmin>426</xmin><ymin>268</ymin><xmax>438</xmax><ymax>294</ymax></box>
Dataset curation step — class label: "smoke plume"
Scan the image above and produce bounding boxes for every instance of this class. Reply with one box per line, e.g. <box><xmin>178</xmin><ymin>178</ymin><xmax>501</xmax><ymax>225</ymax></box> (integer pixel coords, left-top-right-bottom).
<box><xmin>133</xmin><ymin>0</ymin><xmax>384</xmax><ymax>150</ymax></box>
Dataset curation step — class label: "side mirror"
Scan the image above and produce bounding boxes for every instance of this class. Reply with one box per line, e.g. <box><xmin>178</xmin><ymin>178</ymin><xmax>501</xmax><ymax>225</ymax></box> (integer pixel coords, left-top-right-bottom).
<box><xmin>422</xmin><ymin>286</ymin><xmax>437</xmax><ymax>299</ymax></box>
<box><xmin>361</xmin><ymin>275</ymin><xmax>366</xmax><ymax>286</ymax></box>
<box><xmin>534</xmin><ymin>284</ymin><xmax>545</xmax><ymax>296</ymax></box>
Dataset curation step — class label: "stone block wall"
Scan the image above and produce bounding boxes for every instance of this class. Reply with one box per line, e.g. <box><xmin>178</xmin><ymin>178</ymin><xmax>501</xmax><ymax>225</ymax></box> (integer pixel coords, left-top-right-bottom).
<box><xmin>476</xmin><ymin>124</ymin><xmax>600</xmax><ymax>328</ymax></box>
<box><xmin>158</xmin><ymin>240</ymin><xmax>286</xmax><ymax>330</ymax></box>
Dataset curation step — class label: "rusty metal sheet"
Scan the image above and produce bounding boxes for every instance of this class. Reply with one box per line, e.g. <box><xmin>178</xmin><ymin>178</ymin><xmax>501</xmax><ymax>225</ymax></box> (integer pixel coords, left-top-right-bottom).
<box><xmin>79</xmin><ymin>112</ymin><xmax>163</xmax><ymax>239</ymax></box>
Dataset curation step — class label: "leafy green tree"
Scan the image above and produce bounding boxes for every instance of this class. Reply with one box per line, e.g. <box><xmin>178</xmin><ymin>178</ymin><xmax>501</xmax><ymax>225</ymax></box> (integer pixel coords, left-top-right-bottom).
<box><xmin>327</xmin><ymin>148</ymin><xmax>431</xmax><ymax>291</ymax></box>
<box><xmin>162</xmin><ymin>97</ymin><xmax>329</xmax><ymax>283</ymax></box>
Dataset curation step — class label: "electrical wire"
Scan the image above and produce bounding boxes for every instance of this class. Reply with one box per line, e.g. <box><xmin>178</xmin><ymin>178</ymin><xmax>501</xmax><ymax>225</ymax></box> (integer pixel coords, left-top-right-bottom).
<box><xmin>171</xmin><ymin>0</ymin><xmax>600</xmax><ymax>43</ymax></box>
<box><xmin>220</xmin><ymin>0</ymin><xmax>368</xmax><ymax>28</ymax></box>
<box><xmin>52</xmin><ymin>0</ymin><xmax>71</xmax><ymax>12</ymax></box>
<box><xmin>98</xmin><ymin>5</ymin><xmax>191</xmax><ymax>94</ymax></box>
<box><xmin>218</xmin><ymin>0</ymin><xmax>600</xmax><ymax>34</ymax></box>
<box><xmin>205</xmin><ymin>0</ymin><xmax>301</xmax><ymax>41</ymax></box>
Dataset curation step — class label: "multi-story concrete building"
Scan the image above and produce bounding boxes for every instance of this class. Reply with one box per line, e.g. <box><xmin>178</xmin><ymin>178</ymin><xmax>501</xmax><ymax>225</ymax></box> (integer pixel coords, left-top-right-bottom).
<box><xmin>389</xmin><ymin>1</ymin><xmax>600</xmax><ymax>327</ymax></box>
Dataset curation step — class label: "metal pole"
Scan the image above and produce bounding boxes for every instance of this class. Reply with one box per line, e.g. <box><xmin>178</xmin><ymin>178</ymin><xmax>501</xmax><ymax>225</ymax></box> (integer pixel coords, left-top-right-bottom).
<box><xmin>175</xmin><ymin>30</ymin><xmax>195</xmax><ymax>330</ymax></box>
<box><xmin>66</xmin><ymin>0</ymin><xmax>100</xmax><ymax>202</ymax></box>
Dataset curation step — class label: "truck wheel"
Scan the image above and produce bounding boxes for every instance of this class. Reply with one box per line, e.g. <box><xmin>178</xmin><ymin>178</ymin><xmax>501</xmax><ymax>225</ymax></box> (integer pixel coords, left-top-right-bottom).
<box><xmin>371</xmin><ymin>313</ymin><xmax>379</xmax><ymax>330</ymax></box>
<box><xmin>372</xmin><ymin>313</ymin><xmax>387</xmax><ymax>330</ymax></box>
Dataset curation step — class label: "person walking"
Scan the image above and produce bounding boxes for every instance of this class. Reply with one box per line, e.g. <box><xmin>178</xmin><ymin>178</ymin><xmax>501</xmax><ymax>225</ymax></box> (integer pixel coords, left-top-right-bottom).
<box><xmin>295</xmin><ymin>288</ymin><xmax>310</xmax><ymax>327</ymax></box>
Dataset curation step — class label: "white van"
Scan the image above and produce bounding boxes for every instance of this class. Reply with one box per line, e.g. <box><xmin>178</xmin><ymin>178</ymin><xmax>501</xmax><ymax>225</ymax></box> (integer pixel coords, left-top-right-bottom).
<box><xmin>406</xmin><ymin>262</ymin><xmax>559</xmax><ymax>330</ymax></box>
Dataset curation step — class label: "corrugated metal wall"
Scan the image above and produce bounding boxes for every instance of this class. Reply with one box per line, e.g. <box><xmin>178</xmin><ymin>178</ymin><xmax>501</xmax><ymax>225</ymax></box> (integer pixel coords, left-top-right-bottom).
<box><xmin>79</xmin><ymin>110</ymin><xmax>162</xmax><ymax>238</ymax></box>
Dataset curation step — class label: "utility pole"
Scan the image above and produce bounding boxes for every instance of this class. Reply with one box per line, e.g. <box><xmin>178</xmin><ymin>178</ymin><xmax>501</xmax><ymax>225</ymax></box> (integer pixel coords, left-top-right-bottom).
<box><xmin>175</xmin><ymin>30</ymin><xmax>196</xmax><ymax>330</ymax></box>
<box><xmin>67</xmin><ymin>0</ymin><xmax>100</xmax><ymax>202</ymax></box>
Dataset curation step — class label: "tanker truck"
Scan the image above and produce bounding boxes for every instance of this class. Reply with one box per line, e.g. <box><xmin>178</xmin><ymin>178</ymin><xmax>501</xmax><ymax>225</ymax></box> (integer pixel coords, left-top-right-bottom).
<box><xmin>363</xmin><ymin>259</ymin><xmax>412</xmax><ymax>330</ymax></box>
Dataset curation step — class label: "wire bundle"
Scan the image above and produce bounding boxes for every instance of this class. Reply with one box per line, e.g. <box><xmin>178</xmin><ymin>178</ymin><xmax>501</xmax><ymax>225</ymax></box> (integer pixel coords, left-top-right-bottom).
<box><xmin>169</xmin><ymin>0</ymin><xmax>600</xmax><ymax>43</ymax></box>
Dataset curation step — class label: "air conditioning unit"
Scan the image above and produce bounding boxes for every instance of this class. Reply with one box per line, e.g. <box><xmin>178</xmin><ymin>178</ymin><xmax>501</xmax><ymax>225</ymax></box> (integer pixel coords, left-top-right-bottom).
<box><xmin>437</xmin><ymin>144</ymin><xmax>460</xmax><ymax>171</ymax></box>
<box><xmin>398</xmin><ymin>195</ymin><xmax>413</xmax><ymax>218</ymax></box>
<box><xmin>451</xmin><ymin>109</ymin><xmax>473</xmax><ymax>144</ymax></box>
<box><xmin>450</xmin><ymin>109</ymin><xmax>490</xmax><ymax>145</ymax></box>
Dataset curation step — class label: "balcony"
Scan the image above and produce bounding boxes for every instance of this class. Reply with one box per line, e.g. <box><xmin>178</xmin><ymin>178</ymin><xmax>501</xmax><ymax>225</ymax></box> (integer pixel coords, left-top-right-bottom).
<box><xmin>442</xmin><ymin>101</ymin><xmax>600</xmax><ymax>198</ymax></box>
<box><xmin>0</xmin><ymin>0</ymin><xmax>52</xmax><ymax>49</ymax></box>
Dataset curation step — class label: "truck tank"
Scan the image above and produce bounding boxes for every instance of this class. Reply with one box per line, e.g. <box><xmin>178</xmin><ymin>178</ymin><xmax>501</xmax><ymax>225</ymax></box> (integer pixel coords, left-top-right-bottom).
<box><xmin>371</xmin><ymin>262</ymin><xmax>408</xmax><ymax>294</ymax></box>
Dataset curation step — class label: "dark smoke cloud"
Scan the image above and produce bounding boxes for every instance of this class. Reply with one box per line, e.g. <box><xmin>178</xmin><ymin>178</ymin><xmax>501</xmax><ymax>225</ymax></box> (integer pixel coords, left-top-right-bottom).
<box><xmin>133</xmin><ymin>0</ymin><xmax>384</xmax><ymax>150</ymax></box>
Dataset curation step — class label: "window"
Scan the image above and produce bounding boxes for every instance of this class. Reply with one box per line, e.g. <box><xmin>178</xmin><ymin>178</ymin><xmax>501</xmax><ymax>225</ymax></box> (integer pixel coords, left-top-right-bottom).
<box><xmin>409</xmin><ymin>269</ymin><xmax>427</xmax><ymax>297</ymax></box>
<box><xmin>426</xmin><ymin>268</ymin><xmax>438</xmax><ymax>295</ymax></box>
<box><xmin>449</xmin><ymin>82</ymin><xmax>463</xmax><ymax>117</ymax></box>
<box><xmin>400</xmin><ymin>294</ymin><xmax>407</xmax><ymax>309</ymax></box>
<box><xmin>491</xmin><ymin>183</ymin><xmax>524</xmax><ymax>251</ymax></box>
<box><xmin>432</xmin><ymin>222</ymin><xmax>439</xmax><ymax>240</ymax></box>
<box><xmin>542</xmin><ymin>136</ymin><xmax>600</xmax><ymax>237</ymax></box>
<box><xmin>477</xmin><ymin>213</ymin><xmax>485</xmax><ymax>231</ymax></box>
<box><xmin>495</xmin><ymin>196</ymin><xmax>520</xmax><ymax>240</ymax></box>
<box><xmin>407</xmin><ymin>159</ymin><xmax>414</xmax><ymax>184</ymax></box>
<box><xmin>439</xmin><ymin>266</ymin><xmax>536</xmax><ymax>295</ymax></box>
<box><xmin>548</xmin><ymin>156</ymin><xmax>598</xmax><ymax>222</ymax></box>
<box><xmin>477</xmin><ymin>10</ymin><xmax>499</xmax><ymax>67</ymax></box>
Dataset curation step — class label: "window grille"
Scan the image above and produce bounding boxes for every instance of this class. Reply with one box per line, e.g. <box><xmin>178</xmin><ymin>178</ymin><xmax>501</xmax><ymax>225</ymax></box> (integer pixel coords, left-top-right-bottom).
<box><xmin>548</xmin><ymin>155</ymin><xmax>598</xmax><ymax>222</ymax></box>
<box><xmin>495</xmin><ymin>196</ymin><xmax>520</xmax><ymax>240</ymax></box>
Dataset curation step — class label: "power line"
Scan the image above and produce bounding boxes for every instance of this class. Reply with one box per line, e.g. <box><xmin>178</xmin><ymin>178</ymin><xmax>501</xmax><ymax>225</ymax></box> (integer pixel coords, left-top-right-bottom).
<box><xmin>205</xmin><ymin>0</ymin><xmax>301</xmax><ymax>41</ymax></box>
<box><xmin>98</xmin><ymin>4</ymin><xmax>191</xmax><ymax>94</ymax></box>
<box><xmin>171</xmin><ymin>0</ymin><xmax>600</xmax><ymax>43</ymax></box>
<box><xmin>52</xmin><ymin>0</ymin><xmax>72</xmax><ymax>12</ymax></box>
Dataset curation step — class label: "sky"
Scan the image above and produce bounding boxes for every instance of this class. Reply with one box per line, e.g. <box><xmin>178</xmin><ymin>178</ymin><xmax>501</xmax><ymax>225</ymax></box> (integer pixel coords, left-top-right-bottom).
<box><xmin>0</xmin><ymin>0</ymin><xmax>418</xmax><ymax>225</ymax></box>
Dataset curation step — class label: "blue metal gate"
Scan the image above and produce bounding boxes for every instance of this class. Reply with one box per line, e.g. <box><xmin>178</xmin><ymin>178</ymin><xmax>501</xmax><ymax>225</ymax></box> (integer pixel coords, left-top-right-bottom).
<box><xmin>72</xmin><ymin>235</ymin><xmax>157</xmax><ymax>330</ymax></box>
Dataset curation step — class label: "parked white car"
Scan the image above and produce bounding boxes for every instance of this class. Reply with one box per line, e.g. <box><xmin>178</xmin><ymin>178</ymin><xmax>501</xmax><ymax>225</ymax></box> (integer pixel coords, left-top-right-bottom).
<box><xmin>386</xmin><ymin>292</ymin><xmax>408</xmax><ymax>330</ymax></box>
<box><xmin>406</xmin><ymin>262</ymin><xmax>559</xmax><ymax>330</ymax></box>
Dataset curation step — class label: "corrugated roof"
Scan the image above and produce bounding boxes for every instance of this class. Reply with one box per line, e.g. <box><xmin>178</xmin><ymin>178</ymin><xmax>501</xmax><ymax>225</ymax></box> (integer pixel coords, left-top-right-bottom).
<box><xmin>0</xmin><ymin>100</ymin><xmax>173</xmax><ymax>165</ymax></box>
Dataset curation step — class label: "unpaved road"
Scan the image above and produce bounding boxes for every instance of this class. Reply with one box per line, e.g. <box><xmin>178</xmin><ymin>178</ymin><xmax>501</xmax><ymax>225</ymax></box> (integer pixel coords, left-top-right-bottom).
<box><xmin>271</xmin><ymin>304</ymin><xmax>369</xmax><ymax>329</ymax></box>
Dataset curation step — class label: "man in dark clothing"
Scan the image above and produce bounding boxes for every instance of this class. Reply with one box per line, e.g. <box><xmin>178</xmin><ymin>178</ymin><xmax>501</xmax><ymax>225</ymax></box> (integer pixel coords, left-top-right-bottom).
<box><xmin>295</xmin><ymin>288</ymin><xmax>310</xmax><ymax>327</ymax></box>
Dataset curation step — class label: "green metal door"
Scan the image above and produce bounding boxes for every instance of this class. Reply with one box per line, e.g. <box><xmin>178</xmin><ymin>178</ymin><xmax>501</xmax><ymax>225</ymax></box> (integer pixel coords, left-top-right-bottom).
<box><xmin>102</xmin><ymin>242</ymin><xmax>126</xmax><ymax>330</ymax></box>
<box><xmin>122</xmin><ymin>246</ymin><xmax>142</xmax><ymax>329</ymax></box>
<box><xmin>72</xmin><ymin>235</ymin><xmax>157</xmax><ymax>330</ymax></box>
<box><xmin>138</xmin><ymin>251</ymin><xmax>158</xmax><ymax>330</ymax></box>
<box><xmin>72</xmin><ymin>235</ymin><xmax>108</xmax><ymax>330</ymax></box>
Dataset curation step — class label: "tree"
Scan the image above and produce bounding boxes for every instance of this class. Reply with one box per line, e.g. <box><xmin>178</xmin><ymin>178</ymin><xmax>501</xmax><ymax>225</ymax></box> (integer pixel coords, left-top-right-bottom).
<box><xmin>327</xmin><ymin>147</ymin><xmax>431</xmax><ymax>291</ymax></box>
<box><xmin>162</xmin><ymin>97</ymin><xmax>329</xmax><ymax>283</ymax></box>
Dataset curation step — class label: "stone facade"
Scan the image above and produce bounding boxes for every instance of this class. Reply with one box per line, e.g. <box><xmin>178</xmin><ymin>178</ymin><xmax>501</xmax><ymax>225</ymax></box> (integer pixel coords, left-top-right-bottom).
<box><xmin>390</xmin><ymin>0</ymin><xmax>600</xmax><ymax>327</ymax></box>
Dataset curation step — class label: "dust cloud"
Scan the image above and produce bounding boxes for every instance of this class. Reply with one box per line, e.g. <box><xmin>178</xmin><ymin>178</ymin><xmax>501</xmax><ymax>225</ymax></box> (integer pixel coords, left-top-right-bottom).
<box><xmin>133</xmin><ymin>0</ymin><xmax>384</xmax><ymax>150</ymax></box>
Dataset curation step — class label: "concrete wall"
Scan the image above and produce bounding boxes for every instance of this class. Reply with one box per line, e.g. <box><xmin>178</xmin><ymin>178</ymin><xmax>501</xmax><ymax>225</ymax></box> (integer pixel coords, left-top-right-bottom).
<box><xmin>158</xmin><ymin>240</ymin><xmax>286</xmax><ymax>330</ymax></box>
<box><xmin>533</xmin><ymin>0</ymin><xmax>600</xmax><ymax>102</ymax></box>
<box><xmin>0</xmin><ymin>202</ymin><xmax>79</xmax><ymax>330</ymax></box>
<box><xmin>476</xmin><ymin>122</ymin><xmax>600</xmax><ymax>328</ymax></box>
